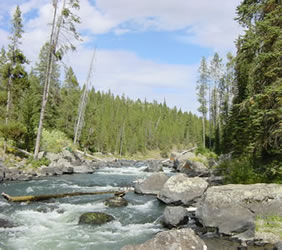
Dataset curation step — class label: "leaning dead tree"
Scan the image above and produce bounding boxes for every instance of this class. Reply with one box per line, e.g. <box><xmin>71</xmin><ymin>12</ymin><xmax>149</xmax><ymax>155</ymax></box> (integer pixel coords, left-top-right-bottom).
<box><xmin>73</xmin><ymin>50</ymin><xmax>95</xmax><ymax>145</ymax></box>
<box><xmin>34</xmin><ymin>0</ymin><xmax>81</xmax><ymax>159</ymax></box>
<box><xmin>2</xmin><ymin>190</ymin><xmax>126</xmax><ymax>203</ymax></box>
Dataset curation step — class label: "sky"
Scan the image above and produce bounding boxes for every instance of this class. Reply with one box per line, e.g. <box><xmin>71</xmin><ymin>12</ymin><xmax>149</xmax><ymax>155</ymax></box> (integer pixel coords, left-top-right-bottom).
<box><xmin>0</xmin><ymin>0</ymin><xmax>243</xmax><ymax>114</ymax></box>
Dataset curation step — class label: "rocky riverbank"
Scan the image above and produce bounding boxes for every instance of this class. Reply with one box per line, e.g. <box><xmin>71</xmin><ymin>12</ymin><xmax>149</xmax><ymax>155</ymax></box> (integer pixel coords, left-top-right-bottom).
<box><xmin>0</xmin><ymin>149</ymin><xmax>168</xmax><ymax>182</ymax></box>
<box><xmin>1</xmin><ymin>149</ymin><xmax>281</xmax><ymax>249</ymax></box>
<box><xmin>129</xmin><ymin>151</ymin><xmax>282</xmax><ymax>249</ymax></box>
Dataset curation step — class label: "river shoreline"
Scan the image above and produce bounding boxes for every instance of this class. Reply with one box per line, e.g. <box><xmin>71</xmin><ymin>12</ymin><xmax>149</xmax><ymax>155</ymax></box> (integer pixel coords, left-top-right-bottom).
<box><xmin>0</xmin><ymin>150</ymin><xmax>281</xmax><ymax>249</ymax></box>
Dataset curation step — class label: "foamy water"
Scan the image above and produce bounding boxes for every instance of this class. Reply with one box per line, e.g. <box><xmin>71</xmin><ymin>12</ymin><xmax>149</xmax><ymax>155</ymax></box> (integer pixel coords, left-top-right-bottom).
<box><xmin>0</xmin><ymin>165</ymin><xmax>165</xmax><ymax>250</ymax></box>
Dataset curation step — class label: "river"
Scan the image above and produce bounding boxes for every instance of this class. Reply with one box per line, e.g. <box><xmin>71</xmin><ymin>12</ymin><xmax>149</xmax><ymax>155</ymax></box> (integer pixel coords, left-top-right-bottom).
<box><xmin>0</xmin><ymin>164</ymin><xmax>274</xmax><ymax>250</ymax></box>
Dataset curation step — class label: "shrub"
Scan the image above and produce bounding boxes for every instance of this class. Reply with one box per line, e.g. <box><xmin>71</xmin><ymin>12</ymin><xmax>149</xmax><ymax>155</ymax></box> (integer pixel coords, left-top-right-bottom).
<box><xmin>26</xmin><ymin>157</ymin><xmax>50</xmax><ymax>168</ymax></box>
<box><xmin>41</xmin><ymin>129</ymin><xmax>75</xmax><ymax>153</ymax></box>
<box><xmin>195</xmin><ymin>147</ymin><xmax>218</xmax><ymax>159</ymax></box>
<box><xmin>217</xmin><ymin>157</ymin><xmax>263</xmax><ymax>184</ymax></box>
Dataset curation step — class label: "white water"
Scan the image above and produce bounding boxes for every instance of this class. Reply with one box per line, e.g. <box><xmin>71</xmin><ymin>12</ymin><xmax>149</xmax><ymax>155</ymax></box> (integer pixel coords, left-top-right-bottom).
<box><xmin>0</xmin><ymin>166</ymin><xmax>165</xmax><ymax>250</ymax></box>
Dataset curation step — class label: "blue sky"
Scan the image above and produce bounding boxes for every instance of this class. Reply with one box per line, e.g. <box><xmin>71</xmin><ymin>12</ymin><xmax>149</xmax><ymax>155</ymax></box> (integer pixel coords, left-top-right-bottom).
<box><xmin>0</xmin><ymin>0</ymin><xmax>242</xmax><ymax>114</ymax></box>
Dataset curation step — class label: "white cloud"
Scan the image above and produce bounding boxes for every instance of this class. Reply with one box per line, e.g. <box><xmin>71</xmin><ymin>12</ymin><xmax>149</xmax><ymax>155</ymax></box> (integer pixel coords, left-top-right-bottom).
<box><xmin>0</xmin><ymin>0</ymin><xmax>243</xmax><ymax>113</ymax></box>
<box><xmin>65</xmin><ymin>47</ymin><xmax>198</xmax><ymax>112</ymax></box>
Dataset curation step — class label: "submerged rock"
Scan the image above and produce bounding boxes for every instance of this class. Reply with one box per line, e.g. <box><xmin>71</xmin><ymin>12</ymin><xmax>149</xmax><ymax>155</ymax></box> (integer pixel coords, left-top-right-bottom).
<box><xmin>196</xmin><ymin>184</ymin><xmax>282</xmax><ymax>240</ymax></box>
<box><xmin>104</xmin><ymin>196</ymin><xmax>128</xmax><ymax>207</ymax></box>
<box><xmin>161</xmin><ymin>206</ymin><xmax>189</xmax><ymax>229</ymax></box>
<box><xmin>121</xmin><ymin>228</ymin><xmax>207</xmax><ymax>250</ymax></box>
<box><xmin>158</xmin><ymin>174</ymin><xmax>208</xmax><ymax>205</ymax></box>
<box><xmin>0</xmin><ymin>218</ymin><xmax>16</xmax><ymax>228</ymax></box>
<box><xmin>78</xmin><ymin>212</ymin><xmax>114</xmax><ymax>225</ymax></box>
<box><xmin>134</xmin><ymin>173</ymin><xmax>169</xmax><ymax>195</ymax></box>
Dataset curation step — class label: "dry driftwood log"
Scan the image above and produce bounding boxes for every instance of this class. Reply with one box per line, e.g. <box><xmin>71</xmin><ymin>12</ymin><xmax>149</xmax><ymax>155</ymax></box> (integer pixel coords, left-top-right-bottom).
<box><xmin>2</xmin><ymin>190</ymin><xmax>126</xmax><ymax>203</ymax></box>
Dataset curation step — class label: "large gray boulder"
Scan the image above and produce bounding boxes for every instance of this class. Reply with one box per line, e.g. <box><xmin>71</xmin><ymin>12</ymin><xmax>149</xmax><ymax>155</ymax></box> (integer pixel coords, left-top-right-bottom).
<box><xmin>158</xmin><ymin>174</ymin><xmax>208</xmax><ymax>205</ymax></box>
<box><xmin>144</xmin><ymin>160</ymin><xmax>163</xmax><ymax>172</ymax></box>
<box><xmin>73</xmin><ymin>164</ymin><xmax>94</xmax><ymax>174</ymax></box>
<box><xmin>196</xmin><ymin>184</ymin><xmax>282</xmax><ymax>240</ymax></box>
<box><xmin>4</xmin><ymin>168</ymin><xmax>21</xmax><ymax>180</ymax></box>
<box><xmin>178</xmin><ymin>160</ymin><xmax>209</xmax><ymax>177</ymax></box>
<box><xmin>161</xmin><ymin>206</ymin><xmax>189</xmax><ymax>229</ymax></box>
<box><xmin>37</xmin><ymin>166</ymin><xmax>62</xmax><ymax>176</ymax></box>
<box><xmin>134</xmin><ymin>173</ymin><xmax>169</xmax><ymax>195</ymax></box>
<box><xmin>0</xmin><ymin>166</ymin><xmax>5</xmax><ymax>182</ymax></box>
<box><xmin>45</xmin><ymin>152</ymin><xmax>61</xmax><ymax>162</ymax></box>
<box><xmin>121</xmin><ymin>228</ymin><xmax>207</xmax><ymax>250</ymax></box>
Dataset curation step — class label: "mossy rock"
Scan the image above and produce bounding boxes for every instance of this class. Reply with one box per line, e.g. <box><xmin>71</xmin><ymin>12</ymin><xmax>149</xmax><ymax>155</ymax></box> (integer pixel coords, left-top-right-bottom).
<box><xmin>78</xmin><ymin>212</ymin><xmax>114</xmax><ymax>225</ymax></box>
<box><xmin>104</xmin><ymin>196</ymin><xmax>128</xmax><ymax>207</ymax></box>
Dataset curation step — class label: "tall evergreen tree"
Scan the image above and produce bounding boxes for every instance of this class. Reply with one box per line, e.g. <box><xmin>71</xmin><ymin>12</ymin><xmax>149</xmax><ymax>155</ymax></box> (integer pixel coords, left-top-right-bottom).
<box><xmin>224</xmin><ymin>0</ymin><xmax>282</xmax><ymax>181</ymax></box>
<box><xmin>196</xmin><ymin>57</ymin><xmax>209</xmax><ymax>148</ymax></box>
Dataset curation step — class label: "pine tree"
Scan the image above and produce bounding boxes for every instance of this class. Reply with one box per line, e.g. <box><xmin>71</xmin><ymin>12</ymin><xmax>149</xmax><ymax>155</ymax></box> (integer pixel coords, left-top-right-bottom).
<box><xmin>225</xmin><ymin>0</ymin><xmax>282</xmax><ymax>181</ymax></box>
<box><xmin>196</xmin><ymin>57</ymin><xmax>208</xmax><ymax>148</ymax></box>
<box><xmin>0</xmin><ymin>6</ymin><xmax>29</xmax><ymax>152</ymax></box>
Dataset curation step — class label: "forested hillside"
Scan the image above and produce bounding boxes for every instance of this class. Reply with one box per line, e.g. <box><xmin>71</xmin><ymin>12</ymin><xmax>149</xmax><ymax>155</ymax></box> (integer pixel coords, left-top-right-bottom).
<box><xmin>0</xmin><ymin>5</ymin><xmax>202</xmax><ymax>157</ymax></box>
<box><xmin>196</xmin><ymin>0</ymin><xmax>281</xmax><ymax>183</ymax></box>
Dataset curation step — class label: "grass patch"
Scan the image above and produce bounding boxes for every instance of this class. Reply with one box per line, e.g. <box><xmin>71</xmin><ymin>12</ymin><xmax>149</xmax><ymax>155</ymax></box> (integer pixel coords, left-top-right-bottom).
<box><xmin>256</xmin><ymin>215</ymin><xmax>282</xmax><ymax>239</ymax></box>
<box><xmin>26</xmin><ymin>157</ymin><xmax>50</xmax><ymax>169</ymax></box>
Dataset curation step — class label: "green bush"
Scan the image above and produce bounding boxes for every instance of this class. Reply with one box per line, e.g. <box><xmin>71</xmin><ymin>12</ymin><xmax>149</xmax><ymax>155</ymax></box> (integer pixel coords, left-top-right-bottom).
<box><xmin>41</xmin><ymin>129</ymin><xmax>75</xmax><ymax>153</ymax></box>
<box><xmin>217</xmin><ymin>157</ymin><xmax>263</xmax><ymax>184</ymax></box>
<box><xmin>195</xmin><ymin>147</ymin><xmax>218</xmax><ymax>159</ymax></box>
<box><xmin>26</xmin><ymin>157</ymin><xmax>50</xmax><ymax>168</ymax></box>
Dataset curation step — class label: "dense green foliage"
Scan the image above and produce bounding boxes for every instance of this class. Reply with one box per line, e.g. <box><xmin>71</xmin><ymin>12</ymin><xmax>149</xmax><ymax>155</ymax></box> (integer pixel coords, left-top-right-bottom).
<box><xmin>196</xmin><ymin>0</ymin><xmax>281</xmax><ymax>183</ymax></box>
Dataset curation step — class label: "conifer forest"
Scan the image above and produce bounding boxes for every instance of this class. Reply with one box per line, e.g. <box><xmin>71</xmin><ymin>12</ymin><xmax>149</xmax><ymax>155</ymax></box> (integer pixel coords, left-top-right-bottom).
<box><xmin>0</xmin><ymin>0</ymin><xmax>281</xmax><ymax>183</ymax></box>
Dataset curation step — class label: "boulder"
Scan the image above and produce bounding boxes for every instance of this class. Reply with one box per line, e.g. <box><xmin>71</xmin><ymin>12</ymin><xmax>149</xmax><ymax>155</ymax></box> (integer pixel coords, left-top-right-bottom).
<box><xmin>178</xmin><ymin>160</ymin><xmax>209</xmax><ymax>177</ymax></box>
<box><xmin>274</xmin><ymin>241</ymin><xmax>282</xmax><ymax>250</ymax></box>
<box><xmin>56</xmin><ymin>158</ymin><xmax>72</xmax><ymax>168</ymax></box>
<box><xmin>144</xmin><ymin>160</ymin><xmax>163</xmax><ymax>172</ymax></box>
<box><xmin>134</xmin><ymin>173</ymin><xmax>169</xmax><ymax>195</ymax></box>
<box><xmin>0</xmin><ymin>167</ymin><xmax>5</xmax><ymax>182</ymax></box>
<box><xmin>61</xmin><ymin>149</ymin><xmax>76</xmax><ymax>162</ymax></box>
<box><xmin>196</xmin><ymin>184</ymin><xmax>282</xmax><ymax>240</ymax></box>
<box><xmin>4</xmin><ymin>168</ymin><xmax>21</xmax><ymax>181</ymax></box>
<box><xmin>161</xmin><ymin>206</ymin><xmax>189</xmax><ymax>229</ymax></box>
<box><xmin>37</xmin><ymin>151</ymin><xmax>46</xmax><ymax>160</ymax></box>
<box><xmin>173</xmin><ymin>152</ymin><xmax>196</xmax><ymax>167</ymax></box>
<box><xmin>158</xmin><ymin>174</ymin><xmax>209</xmax><ymax>205</ymax></box>
<box><xmin>45</xmin><ymin>152</ymin><xmax>61</xmax><ymax>162</ymax></box>
<box><xmin>37</xmin><ymin>166</ymin><xmax>62</xmax><ymax>176</ymax></box>
<box><xmin>121</xmin><ymin>228</ymin><xmax>207</xmax><ymax>250</ymax></box>
<box><xmin>78</xmin><ymin>212</ymin><xmax>114</xmax><ymax>225</ymax></box>
<box><xmin>104</xmin><ymin>196</ymin><xmax>128</xmax><ymax>207</ymax></box>
<box><xmin>73</xmin><ymin>164</ymin><xmax>94</xmax><ymax>174</ymax></box>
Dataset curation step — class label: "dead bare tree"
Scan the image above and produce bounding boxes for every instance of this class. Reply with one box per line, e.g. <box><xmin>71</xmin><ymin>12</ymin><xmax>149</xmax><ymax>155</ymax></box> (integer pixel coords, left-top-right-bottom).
<box><xmin>73</xmin><ymin>50</ymin><xmax>95</xmax><ymax>145</ymax></box>
<box><xmin>34</xmin><ymin>0</ymin><xmax>81</xmax><ymax>159</ymax></box>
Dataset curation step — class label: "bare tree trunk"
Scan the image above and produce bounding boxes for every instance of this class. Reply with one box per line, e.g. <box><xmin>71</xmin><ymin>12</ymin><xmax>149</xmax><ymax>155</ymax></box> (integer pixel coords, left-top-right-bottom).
<box><xmin>202</xmin><ymin>115</ymin><xmax>205</xmax><ymax>148</ymax></box>
<box><xmin>34</xmin><ymin>0</ymin><xmax>61</xmax><ymax>159</ymax></box>
<box><xmin>74</xmin><ymin>51</ymin><xmax>95</xmax><ymax>145</ymax></box>
<box><xmin>2</xmin><ymin>190</ymin><xmax>127</xmax><ymax>203</ymax></box>
<box><xmin>208</xmin><ymin>83</ymin><xmax>212</xmax><ymax>148</ymax></box>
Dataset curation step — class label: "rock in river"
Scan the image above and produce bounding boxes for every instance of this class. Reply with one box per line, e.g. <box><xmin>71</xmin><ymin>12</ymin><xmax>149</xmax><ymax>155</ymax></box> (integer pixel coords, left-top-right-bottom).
<box><xmin>196</xmin><ymin>183</ymin><xmax>282</xmax><ymax>240</ymax></box>
<box><xmin>134</xmin><ymin>173</ymin><xmax>169</xmax><ymax>195</ymax></box>
<box><xmin>158</xmin><ymin>173</ymin><xmax>208</xmax><ymax>205</ymax></box>
<box><xmin>79</xmin><ymin>212</ymin><xmax>114</xmax><ymax>225</ymax></box>
<box><xmin>121</xmin><ymin>228</ymin><xmax>207</xmax><ymax>250</ymax></box>
<box><xmin>104</xmin><ymin>196</ymin><xmax>128</xmax><ymax>207</ymax></box>
<box><xmin>161</xmin><ymin>206</ymin><xmax>189</xmax><ymax>229</ymax></box>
